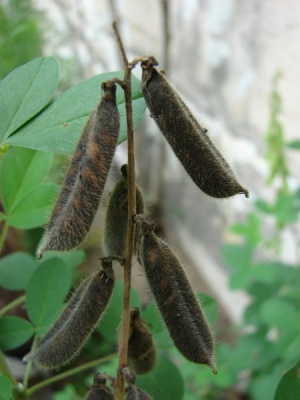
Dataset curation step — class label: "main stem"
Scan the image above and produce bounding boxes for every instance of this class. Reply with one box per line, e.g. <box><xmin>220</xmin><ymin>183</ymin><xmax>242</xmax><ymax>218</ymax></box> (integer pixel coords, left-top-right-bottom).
<box><xmin>113</xmin><ymin>20</ymin><xmax>136</xmax><ymax>400</ymax></box>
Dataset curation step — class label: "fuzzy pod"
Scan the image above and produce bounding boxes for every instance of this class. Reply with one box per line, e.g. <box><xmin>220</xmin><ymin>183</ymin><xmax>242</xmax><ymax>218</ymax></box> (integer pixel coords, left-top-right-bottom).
<box><xmin>38</xmin><ymin>81</ymin><xmax>120</xmax><ymax>257</ymax></box>
<box><xmin>141</xmin><ymin>57</ymin><xmax>249</xmax><ymax>199</ymax></box>
<box><xmin>24</xmin><ymin>264</ymin><xmax>115</xmax><ymax>370</ymax></box>
<box><xmin>128</xmin><ymin>308</ymin><xmax>156</xmax><ymax>375</ymax></box>
<box><xmin>125</xmin><ymin>384</ymin><xmax>153</xmax><ymax>400</ymax></box>
<box><xmin>104</xmin><ymin>164</ymin><xmax>144</xmax><ymax>257</ymax></box>
<box><xmin>37</xmin><ymin>274</ymin><xmax>93</xmax><ymax>348</ymax></box>
<box><xmin>86</xmin><ymin>373</ymin><xmax>113</xmax><ymax>400</ymax></box>
<box><xmin>47</xmin><ymin>112</ymin><xmax>95</xmax><ymax>232</ymax></box>
<box><xmin>138</xmin><ymin>220</ymin><xmax>216</xmax><ymax>373</ymax></box>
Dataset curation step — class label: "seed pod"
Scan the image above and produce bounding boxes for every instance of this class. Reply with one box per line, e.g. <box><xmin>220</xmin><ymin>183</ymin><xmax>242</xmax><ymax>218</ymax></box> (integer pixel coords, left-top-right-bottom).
<box><xmin>37</xmin><ymin>274</ymin><xmax>93</xmax><ymax>348</ymax></box>
<box><xmin>138</xmin><ymin>219</ymin><xmax>217</xmax><ymax>373</ymax></box>
<box><xmin>141</xmin><ymin>57</ymin><xmax>249</xmax><ymax>199</ymax></box>
<box><xmin>104</xmin><ymin>164</ymin><xmax>144</xmax><ymax>257</ymax></box>
<box><xmin>121</xmin><ymin>366</ymin><xmax>136</xmax><ymax>384</ymax></box>
<box><xmin>86</xmin><ymin>373</ymin><xmax>113</xmax><ymax>400</ymax></box>
<box><xmin>24</xmin><ymin>263</ymin><xmax>115</xmax><ymax>370</ymax></box>
<box><xmin>48</xmin><ymin>112</ymin><xmax>94</xmax><ymax>232</ymax></box>
<box><xmin>38</xmin><ymin>81</ymin><xmax>120</xmax><ymax>258</ymax></box>
<box><xmin>128</xmin><ymin>308</ymin><xmax>156</xmax><ymax>375</ymax></box>
<box><xmin>125</xmin><ymin>384</ymin><xmax>153</xmax><ymax>400</ymax></box>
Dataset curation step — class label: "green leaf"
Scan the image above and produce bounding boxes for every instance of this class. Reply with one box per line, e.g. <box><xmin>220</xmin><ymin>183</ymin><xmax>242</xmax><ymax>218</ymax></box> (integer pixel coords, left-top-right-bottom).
<box><xmin>231</xmin><ymin>261</ymin><xmax>277</xmax><ymax>290</ymax></box>
<box><xmin>136</xmin><ymin>355</ymin><xmax>184</xmax><ymax>400</ymax></box>
<box><xmin>98</xmin><ymin>281</ymin><xmax>141</xmax><ymax>343</ymax></box>
<box><xmin>0</xmin><ymin>252</ymin><xmax>38</xmax><ymax>290</ymax></box>
<box><xmin>0</xmin><ymin>375</ymin><xmax>12</xmax><ymax>400</ymax></box>
<box><xmin>275</xmin><ymin>360</ymin><xmax>300</xmax><ymax>400</ymax></box>
<box><xmin>222</xmin><ymin>244</ymin><xmax>252</xmax><ymax>289</ymax></box>
<box><xmin>26</xmin><ymin>258</ymin><xmax>71</xmax><ymax>335</ymax></box>
<box><xmin>286</xmin><ymin>140</ymin><xmax>300</xmax><ymax>150</ymax></box>
<box><xmin>230</xmin><ymin>213</ymin><xmax>261</xmax><ymax>248</ymax></box>
<box><xmin>249</xmin><ymin>361</ymin><xmax>292</xmax><ymax>400</ymax></box>
<box><xmin>198</xmin><ymin>293</ymin><xmax>218</xmax><ymax>325</ymax></box>
<box><xmin>5</xmin><ymin>72</ymin><xmax>146</xmax><ymax>154</ymax></box>
<box><xmin>0</xmin><ymin>146</ymin><xmax>53</xmax><ymax>214</ymax></box>
<box><xmin>0</xmin><ymin>57</ymin><xmax>59</xmax><ymax>141</ymax></box>
<box><xmin>222</xmin><ymin>244</ymin><xmax>252</xmax><ymax>270</ymax></box>
<box><xmin>0</xmin><ymin>316</ymin><xmax>34</xmax><ymax>350</ymax></box>
<box><xmin>273</xmin><ymin>193</ymin><xmax>298</xmax><ymax>224</ymax></box>
<box><xmin>255</xmin><ymin>199</ymin><xmax>272</xmax><ymax>214</ymax></box>
<box><xmin>251</xmin><ymin>262</ymin><xmax>277</xmax><ymax>283</ymax></box>
<box><xmin>52</xmin><ymin>384</ymin><xmax>81</xmax><ymax>400</ymax></box>
<box><xmin>142</xmin><ymin>301</ymin><xmax>165</xmax><ymax>334</ymax></box>
<box><xmin>260</xmin><ymin>298</ymin><xmax>299</xmax><ymax>332</ymax></box>
<box><xmin>41</xmin><ymin>250</ymin><xmax>86</xmax><ymax>274</ymax></box>
<box><xmin>7</xmin><ymin>182</ymin><xmax>58</xmax><ymax>229</ymax></box>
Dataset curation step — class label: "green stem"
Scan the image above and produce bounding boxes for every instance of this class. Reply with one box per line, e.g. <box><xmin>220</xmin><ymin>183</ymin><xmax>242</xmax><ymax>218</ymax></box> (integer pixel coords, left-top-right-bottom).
<box><xmin>0</xmin><ymin>350</ymin><xmax>17</xmax><ymax>385</ymax></box>
<box><xmin>0</xmin><ymin>295</ymin><xmax>26</xmax><ymax>318</ymax></box>
<box><xmin>0</xmin><ymin>219</ymin><xmax>9</xmax><ymax>253</ymax></box>
<box><xmin>26</xmin><ymin>353</ymin><xmax>117</xmax><ymax>397</ymax></box>
<box><xmin>23</xmin><ymin>334</ymin><xmax>38</xmax><ymax>390</ymax></box>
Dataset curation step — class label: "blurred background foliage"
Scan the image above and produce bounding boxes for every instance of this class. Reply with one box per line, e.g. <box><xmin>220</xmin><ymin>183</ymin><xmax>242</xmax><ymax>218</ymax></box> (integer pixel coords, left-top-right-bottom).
<box><xmin>0</xmin><ymin>0</ymin><xmax>45</xmax><ymax>79</ymax></box>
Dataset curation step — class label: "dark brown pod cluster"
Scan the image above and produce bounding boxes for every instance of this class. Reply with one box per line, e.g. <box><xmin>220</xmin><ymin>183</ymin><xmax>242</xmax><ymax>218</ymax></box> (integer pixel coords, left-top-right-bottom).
<box><xmin>38</xmin><ymin>80</ymin><xmax>120</xmax><ymax>258</ymax></box>
<box><xmin>128</xmin><ymin>308</ymin><xmax>156</xmax><ymax>375</ymax></box>
<box><xmin>24</xmin><ymin>262</ymin><xmax>115</xmax><ymax>370</ymax></box>
<box><xmin>125</xmin><ymin>384</ymin><xmax>153</xmax><ymax>400</ymax></box>
<box><xmin>141</xmin><ymin>56</ymin><xmax>249</xmax><ymax>199</ymax></box>
<box><xmin>121</xmin><ymin>367</ymin><xmax>153</xmax><ymax>400</ymax></box>
<box><xmin>104</xmin><ymin>164</ymin><xmax>144</xmax><ymax>257</ymax></box>
<box><xmin>86</xmin><ymin>373</ymin><xmax>113</xmax><ymax>400</ymax></box>
<box><xmin>137</xmin><ymin>218</ymin><xmax>217</xmax><ymax>373</ymax></box>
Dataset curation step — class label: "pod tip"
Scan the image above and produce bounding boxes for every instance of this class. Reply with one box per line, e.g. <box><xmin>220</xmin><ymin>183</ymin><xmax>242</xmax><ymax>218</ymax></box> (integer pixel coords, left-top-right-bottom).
<box><xmin>209</xmin><ymin>359</ymin><xmax>218</xmax><ymax>375</ymax></box>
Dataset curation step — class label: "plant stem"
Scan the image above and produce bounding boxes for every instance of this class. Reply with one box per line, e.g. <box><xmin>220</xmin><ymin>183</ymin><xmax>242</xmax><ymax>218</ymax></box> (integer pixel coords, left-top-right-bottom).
<box><xmin>112</xmin><ymin>19</ymin><xmax>136</xmax><ymax>400</ymax></box>
<box><xmin>26</xmin><ymin>353</ymin><xmax>117</xmax><ymax>397</ymax></box>
<box><xmin>23</xmin><ymin>334</ymin><xmax>38</xmax><ymax>390</ymax></box>
<box><xmin>0</xmin><ymin>295</ymin><xmax>26</xmax><ymax>318</ymax></box>
<box><xmin>0</xmin><ymin>350</ymin><xmax>17</xmax><ymax>385</ymax></box>
<box><xmin>0</xmin><ymin>219</ymin><xmax>9</xmax><ymax>254</ymax></box>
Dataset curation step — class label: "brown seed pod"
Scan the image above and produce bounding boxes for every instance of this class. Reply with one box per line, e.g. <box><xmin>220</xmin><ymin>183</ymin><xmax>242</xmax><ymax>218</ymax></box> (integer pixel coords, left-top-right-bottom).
<box><xmin>125</xmin><ymin>384</ymin><xmax>153</xmax><ymax>400</ymax></box>
<box><xmin>24</xmin><ymin>262</ymin><xmax>115</xmax><ymax>370</ymax></box>
<box><xmin>37</xmin><ymin>274</ymin><xmax>93</xmax><ymax>348</ymax></box>
<box><xmin>128</xmin><ymin>308</ymin><xmax>156</xmax><ymax>375</ymax></box>
<box><xmin>47</xmin><ymin>113</ymin><xmax>95</xmax><ymax>232</ymax></box>
<box><xmin>138</xmin><ymin>218</ymin><xmax>217</xmax><ymax>373</ymax></box>
<box><xmin>38</xmin><ymin>81</ymin><xmax>120</xmax><ymax>258</ymax></box>
<box><xmin>86</xmin><ymin>373</ymin><xmax>114</xmax><ymax>400</ymax></box>
<box><xmin>104</xmin><ymin>164</ymin><xmax>144</xmax><ymax>257</ymax></box>
<box><xmin>141</xmin><ymin>56</ymin><xmax>249</xmax><ymax>199</ymax></box>
<box><xmin>121</xmin><ymin>366</ymin><xmax>136</xmax><ymax>384</ymax></box>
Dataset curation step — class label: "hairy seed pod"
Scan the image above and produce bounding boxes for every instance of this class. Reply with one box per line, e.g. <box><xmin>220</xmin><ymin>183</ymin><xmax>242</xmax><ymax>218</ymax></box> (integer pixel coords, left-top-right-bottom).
<box><xmin>48</xmin><ymin>113</ymin><xmax>94</xmax><ymax>232</ymax></box>
<box><xmin>104</xmin><ymin>164</ymin><xmax>144</xmax><ymax>257</ymax></box>
<box><xmin>141</xmin><ymin>57</ymin><xmax>249</xmax><ymax>199</ymax></box>
<box><xmin>38</xmin><ymin>81</ymin><xmax>120</xmax><ymax>258</ymax></box>
<box><xmin>138</xmin><ymin>219</ymin><xmax>217</xmax><ymax>373</ymax></box>
<box><xmin>37</xmin><ymin>275</ymin><xmax>93</xmax><ymax>348</ymax></box>
<box><xmin>128</xmin><ymin>308</ymin><xmax>156</xmax><ymax>375</ymax></box>
<box><xmin>86</xmin><ymin>373</ymin><xmax>113</xmax><ymax>400</ymax></box>
<box><xmin>121</xmin><ymin>366</ymin><xmax>136</xmax><ymax>384</ymax></box>
<box><xmin>125</xmin><ymin>384</ymin><xmax>153</xmax><ymax>400</ymax></box>
<box><xmin>24</xmin><ymin>263</ymin><xmax>115</xmax><ymax>370</ymax></box>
